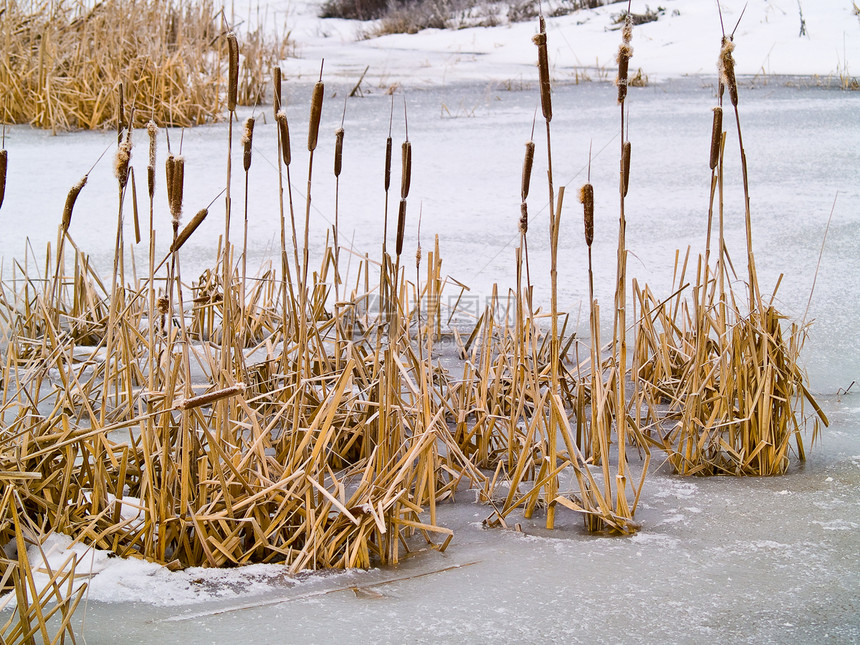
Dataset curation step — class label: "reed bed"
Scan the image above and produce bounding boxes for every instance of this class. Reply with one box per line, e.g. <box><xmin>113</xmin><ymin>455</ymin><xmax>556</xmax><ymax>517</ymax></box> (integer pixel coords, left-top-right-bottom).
<box><xmin>632</xmin><ymin>32</ymin><xmax>827</xmax><ymax>476</ymax></box>
<box><xmin>0</xmin><ymin>11</ymin><xmax>827</xmax><ymax>638</ymax></box>
<box><xmin>0</xmin><ymin>0</ymin><xmax>290</xmax><ymax>131</ymax></box>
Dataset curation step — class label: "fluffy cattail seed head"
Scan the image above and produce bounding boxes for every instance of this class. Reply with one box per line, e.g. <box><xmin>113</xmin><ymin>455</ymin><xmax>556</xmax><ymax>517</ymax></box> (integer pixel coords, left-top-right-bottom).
<box><xmin>622</xmin><ymin>14</ymin><xmax>633</xmax><ymax>44</ymax></box>
<box><xmin>580</xmin><ymin>183</ymin><xmax>594</xmax><ymax>247</ymax></box>
<box><xmin>519</xmin><ymin>202</ymin><xmax>528</xmax><ymax>235</ymax></box>
<box><xmin>334</xmin><ymin>127</ymin><xmax>344</xmax><ymax>177</ymax></box>
<box><xmin>533</xmin><ymin>17</ymin><xmax>552</xmax><ymax>122</ymax></box>
<box><xmin>227</xmin><ymin>32</ymin><xmax>239</xmax><ymax>112</ymax></box>
<box><xmin>400</xmin><ymin>140</ymin><xmax>412</xmax><ymax>200</ymax></box>
<box><xmin>384</xmin><ymin>136</ymin><xmax>393</xmax><ymax>192</ymax></box>
<box><xmin>242</xmin><ymin>117</ymin><xmax>255</xmax><ymax>172</ymax></box>
<box><xmin>273</xmin><ymin>66</ymin><xmax>282</xmax><ymax>117</ymax></box>
<box><xmin>276</xmin><ymin>110</ymin><xmax>291</xmax><ymax>166</ymax></box>
<box><xmin>61</xmin><ymin>175</ymin><xmax>87</xmax><ymax>233</ymax></box>
<box><xmin>415</xmin><ymin>242</ymin><xmax>422</xmax><ymax>269</ymax></box>
<box><xmin>709</xmin><ymin>106</ymin><xmax>723</xmax><ymax>170</ymax></box>
<box><xmin>170</xmin><ymin>155</ymin><xmax>185</xmax><ymax>228</ymax></box>
<box><xmin>621</xmin><ymin>141</ymin><xmax>632</xmax><ymax>197</ymax></box>
<box><xmin>308</xmin><ymin>81</ymin><xmax>324</xmax><ymax>151</ymax></box>
<box><xmin>396</xmin><ymin>198</ymin><xmax>407</xmax><ymax>257</ymax></box>
<box><xmin>521</xmin><ymin>140</ymin><xmax>535</xmax><ymax>202</ymax></box>
<box><xmin>147</xmin><ymin>121</ymin><xmax>157</xmax><ymax>199</ymax></box>
<box><xmin>719</xmin><ymin>37</ymin><xmax>739</xmax><ymax>107</ymax></box>
<box><xmin>115</xmin><ymin>141</ymin><xmax>131</xmax><ymax>190</ymax></box>
<box><xmin>0</xmin><ymin>149</ymin><xmax>6</xmax><ymax>212</ymax></box>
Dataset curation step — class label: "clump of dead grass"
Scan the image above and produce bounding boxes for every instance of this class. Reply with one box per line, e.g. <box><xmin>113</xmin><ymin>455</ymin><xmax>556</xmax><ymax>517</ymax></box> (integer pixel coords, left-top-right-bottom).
<box><xmin>0</xmin><ymin>0</ymin><xmax>290</xmax><ymax>131</ymax></box>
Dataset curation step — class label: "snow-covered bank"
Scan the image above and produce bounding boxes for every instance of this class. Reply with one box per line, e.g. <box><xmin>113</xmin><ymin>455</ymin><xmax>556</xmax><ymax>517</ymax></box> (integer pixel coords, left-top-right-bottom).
<box><xmin>262</xmin><ymin>0</ymin><xmax>860</xmax><ymax>86</ymax></box>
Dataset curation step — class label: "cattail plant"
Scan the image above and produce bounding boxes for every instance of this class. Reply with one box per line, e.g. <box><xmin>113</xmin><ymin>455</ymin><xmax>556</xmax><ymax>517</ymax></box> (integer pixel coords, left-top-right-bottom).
<box><xmin>61</xmin><ymin>176</ymin><xmax>88</xmax><ymax>234</ymax></box>
<box><xmin>0</xmin><ymin>148</ymin><xmax>8</xmax><ymax>212</ymax></box>
<box><xmin>332</xmin><ymin>100</ymin><xmax>347</xmax><ymax>301</ymax></box>
<box><xmin>241</xmin><ymin>117</ymin><xmax>255</xmax><ymax>338</ymax></box>
<box><xmin>273</xmin><ymin>66</ymin><xmax>282</xmax><ymax>116</ymax></box>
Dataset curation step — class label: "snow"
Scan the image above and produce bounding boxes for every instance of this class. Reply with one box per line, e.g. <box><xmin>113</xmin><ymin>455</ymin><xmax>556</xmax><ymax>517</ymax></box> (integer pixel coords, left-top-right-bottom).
<box><xmin>258</xmin><ymin>0</ymin><xmax>860</xmax><ymax>85</ymax></box>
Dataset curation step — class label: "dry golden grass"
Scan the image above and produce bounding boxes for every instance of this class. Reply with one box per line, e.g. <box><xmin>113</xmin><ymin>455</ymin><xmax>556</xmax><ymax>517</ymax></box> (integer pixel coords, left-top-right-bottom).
<box><xmin>0</xmin><ymin>0</ymin><xmax>290</xmax><ymax>131</ymax></box>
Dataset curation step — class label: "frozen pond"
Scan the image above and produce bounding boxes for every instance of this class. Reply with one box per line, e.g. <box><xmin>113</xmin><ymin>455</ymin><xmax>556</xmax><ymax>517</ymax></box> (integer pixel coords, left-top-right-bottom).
<box><xmin>1</xmin><ymin>77</ymin><xmax>859</xmax><ymax>642</ymax></box>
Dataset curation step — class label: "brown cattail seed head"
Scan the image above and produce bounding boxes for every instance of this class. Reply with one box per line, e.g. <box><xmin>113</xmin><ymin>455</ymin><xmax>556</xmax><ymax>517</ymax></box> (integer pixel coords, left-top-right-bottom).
<box><xmin>521</xmin><ymin>140</ymin><xmax>535</xmax><ymax>202</ymax></box>
<box><xmin>165</xmin><ymin>153</ymin><xmax>175</xmax><ymax>210</ymax></box>
<box><xmin>621</xmin><ymin>141</ymin><xmax>631</xmax><ymax>197</ymax></box>
<box><xmin>709</xmin><ymin>106</ymin><xmax>723</xmax><ymax>170</ymax></box>
<box><xmin>308</xmin><ymin>81</ymin><xmax>324</xmax><ymax>151</ymax></box>
<box><xmin>61</xmin><ymin>175</ymin><xmax>87</xmax><ymax>233</ymax></box>
<box><xmin>384</xmin><ymin>136</ymin><xmax>393</xmax><ymax>192</ymax></box>
<box><xmin>0</xmin><ymin>149</ymin><xmax>6</xmax><ymax>212</ymax></box>
<box><xmin>400</xmin><ymin>140</ymin><xmax>412</xmax><ymax>199</ymax></box>
<box><xmin>719</xmin><ymin>38</ymin><xmax>739</xmax><ymax>107</ymax></box>
<box><xmin>415</xmin><ymin>242</ymin><xmax>422</xmax><ymax>269</ymax></box>
<box><xmin>242</xmin><ymin>117</ymin><xmax>255</xmax><ymax>172</ymax></box>
<box><xmin>532</xmin><ymin>17</ymin><xmax>552</xmax><ymax>122</ymax></box>
<box><xmin>170</xmin><ymin>156</ymin><xmax>185</xmax><ymax>228</ymax></box>
<box><xmin>617</xmin><ymin>43</ymin><xmax>633</xmax><ymax>104</ymax></box>
<box><xmin>157</xmin><ymin>295</ymin><xmax>169</xmax><ymax>315</ymax></box>
<box><xmin>334</xmin><ymin>127</ymin><xmax>344</xmax><ymax>177</ymax></box>
<box><xmin>147</xmin><ymin>120</ymin><xmax>157</xmax><ymax>199</ymax></box>
<box><xmin>227</xmin><ymin>32</ymin><xmax>239</xmax><ymax>112</ymax></box>
<box><xmin>115</xmin><ymin>141</ymin><xmax>131</xmax><ymax>190</ymax></box>
<box><xmin>273</xmin><ymin>66</ymin><xmax>282</xmax><ymax>117</ymax></box>
<box><xmin>396</xmin><ymin>198</ymin><xmax>407</xmax><ymax>257</ymax></box>
<box><xmin>171</xmin><ymin>208</ymin><xmax>208</xmax><ymax>253</ymax></box>
<box><xmin>117</xmin><ymin>82</ymin><xmax>124</xmax><ymax>145</ymax></box>
<box><xmin>276</xmin><ymin>110</ymin><xmax>291</xmax><ymax>166</ymax></box>
<box><xmin>519</xmin><ymin>202</ymin><xmax>528</xmax><ymax>235</ymax></box>
<box><xmin>579</xmin><ymin>183</ymin><xmax>594</xmax><ymax>247</ymax></box>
